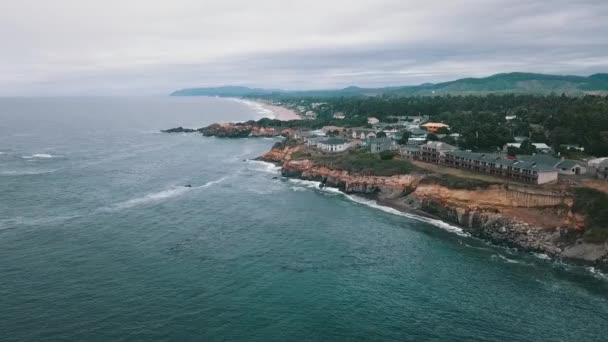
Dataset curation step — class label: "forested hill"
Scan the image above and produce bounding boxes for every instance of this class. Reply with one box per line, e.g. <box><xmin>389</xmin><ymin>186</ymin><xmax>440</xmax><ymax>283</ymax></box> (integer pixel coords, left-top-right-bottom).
<box><xmin>171</xmin><ymin>72</ymin><xmax>608</xmax><ymax>97</ymax></box>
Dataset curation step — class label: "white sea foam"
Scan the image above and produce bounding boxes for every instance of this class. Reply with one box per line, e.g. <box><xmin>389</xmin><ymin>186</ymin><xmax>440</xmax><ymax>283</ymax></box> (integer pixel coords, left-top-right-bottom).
<box><xmin>286</xmin><ymin>179</ymin><xmax>469</xmax><ymax>237</ymax></box>
<box><xmin>0</xmin><ymin>169</ymin><xmax>59</xmax><ymax>176</ymax></box>
<box><xmin>0</xmin><ymin>214</ymin><xmax>80</xmax><ymax>229</ymax></box>
<box><xmin>231</xmin><ymin>98</ymin><xmax>276</xmax><ymax>119</ymax></box>
<box><xmin>532</xmin><ymin>253</ymin><xmax>551</xmax><ymax>260</ymax></box>
<box><xmin>493</xmin><ymin>254</ymin><xmax>525</xmax><ymax>264</ymax></box>
<box><xmin>586</xmin><ymin>267</ymin><xmax>608</xmax><ymax>280</ymax></box>
<box><xmin>246</xmin><ymin>160</ymin><xmax>281</xmax><ymax>174</ymax></box>
<box><xmin>22</xmin><ymin>153</ymin><xmax>55</xmax><ymax>159</ymax></box>
<box><xmin>107</xmin><ymin>177</ymin><xmax>228</xmax><ymax>211</ymax></box>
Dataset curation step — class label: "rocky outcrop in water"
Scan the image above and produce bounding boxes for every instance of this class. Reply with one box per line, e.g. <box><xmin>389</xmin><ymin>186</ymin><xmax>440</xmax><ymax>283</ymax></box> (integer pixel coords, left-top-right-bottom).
<box><xmin>162</xmin><ymin>126</ymin><xmax>196</xmax><ymax>133</ymax></box>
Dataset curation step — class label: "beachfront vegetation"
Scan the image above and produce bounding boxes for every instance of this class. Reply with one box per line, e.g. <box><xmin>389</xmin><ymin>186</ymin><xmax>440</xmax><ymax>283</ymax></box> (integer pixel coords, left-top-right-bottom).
<box><xmin>572</xmin><ymin>188</ymin><xmax>608</xmax><ymax>242</ymax></box>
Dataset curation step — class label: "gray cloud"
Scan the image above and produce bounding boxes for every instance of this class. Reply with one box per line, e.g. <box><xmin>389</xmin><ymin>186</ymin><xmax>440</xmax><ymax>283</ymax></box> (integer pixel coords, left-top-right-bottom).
<box><xmin>1</xmin><ymin>0</ymin><xmax>607</xmax><ymax>95</ymax></box>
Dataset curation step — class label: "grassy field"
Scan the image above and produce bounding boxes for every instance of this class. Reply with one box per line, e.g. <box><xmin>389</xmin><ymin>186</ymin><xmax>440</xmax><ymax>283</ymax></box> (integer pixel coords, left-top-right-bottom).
<box><xmin>293</xmin><ymin>149</ymin><xmax>417</xmax><ymax>177</ymax></box>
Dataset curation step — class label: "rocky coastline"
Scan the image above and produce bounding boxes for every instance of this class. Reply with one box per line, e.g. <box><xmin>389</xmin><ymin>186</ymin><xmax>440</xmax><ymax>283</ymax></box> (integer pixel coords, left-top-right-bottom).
<box><xmin>260</xmin><ymin>142</ymin><xmax>608</xmax><ymax>270</ymax></box>
<box><xmin>163</xmin><ymin>123</ymin><xmax>608</xmax><ymax>269</ymax></box>
<box><xmin>162</xmin><ymin>123</ymin><xmax>292</xmax><ymax>138</ymax></box>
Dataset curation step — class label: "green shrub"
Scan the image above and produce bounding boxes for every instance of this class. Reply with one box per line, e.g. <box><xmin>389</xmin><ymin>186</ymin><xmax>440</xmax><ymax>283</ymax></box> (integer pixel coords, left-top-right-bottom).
<box><xmin>379</xmin><ymin>150</ymin><xmax>397</xmax><ymax>160</ymax></box>
<box><xmin>572</xmin><ymin>188</ymin><xmax>608</xmax><ymax>242</ymax></box>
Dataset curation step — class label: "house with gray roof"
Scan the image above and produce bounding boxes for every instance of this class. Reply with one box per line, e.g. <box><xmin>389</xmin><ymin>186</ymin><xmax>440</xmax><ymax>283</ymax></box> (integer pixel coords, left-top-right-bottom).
<box><xmin>367</xmin><ymin>137</ymin><xmax>397</xmax><ymax>154</ymax></box>
<box><xmin>419</xmin><ymin>141</ymin><xmax>459</xmax><ymax>164</ymax></box>
<box><xmin>399</xmin><ymin>145</ymin><xmax>420</xmax><ymax>160</ymax></box>
<box><xmin>588</xmin><ymin>157</ymin><xmax>608</xmax><ymax>180</ymax></box>
<box><xmin>516</xmin><ymin>155</ymin><xmax>586</xmax><ymax>176</ymax></box>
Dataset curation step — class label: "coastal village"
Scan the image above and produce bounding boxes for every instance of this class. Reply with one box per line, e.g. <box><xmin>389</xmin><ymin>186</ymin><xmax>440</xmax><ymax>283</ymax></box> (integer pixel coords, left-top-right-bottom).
<box><xmin>294</xmin><ymin>116</ymin><xmax>606</xmax><ymax>186</ymax></box>
<box><xmin>197</xmin><ymin>108</ymin><xmax>607</xmax><ymax>188</ymax></box>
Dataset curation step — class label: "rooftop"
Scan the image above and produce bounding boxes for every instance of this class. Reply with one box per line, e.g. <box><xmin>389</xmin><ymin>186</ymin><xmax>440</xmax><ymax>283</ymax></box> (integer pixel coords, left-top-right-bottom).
<box><xmin>446</xmin><ymin>151</ymin><xmax>559</xmax><ymax>173</ymax></box>
<box><xmin>320</xmin><ymin>138</ymin><xmax>349</xmax><ymax>145</ymax></box>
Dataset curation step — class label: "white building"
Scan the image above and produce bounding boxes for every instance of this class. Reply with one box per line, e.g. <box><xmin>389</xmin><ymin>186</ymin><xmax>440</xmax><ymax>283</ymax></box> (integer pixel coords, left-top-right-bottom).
<box><xmin>351</xmin><ymin>129</ymin><xmax>377</xmax><ymax>140</ymax></box>
<box><xmin>505</xmin><ymin>142</ymin><xmax>552</xmax><ymax>154</ymax></box>
<box><xmin>588</xmin><ymin>157</ymin><xmax>608</xmax><ymax>180</ymax></box>
<box><xmin>367</xmin><ymin>117</ymin><xmax>380</xmax><ymax>125</ymax></box>
<box><xmin>317</xmin><ymin>138</ymin><xmax>353</xmax><ymax>153</ymax></box>
<box><xmin>333</xmin><ymin>112</ymin><xmax>346</xmax><ymax>120</ymax></box>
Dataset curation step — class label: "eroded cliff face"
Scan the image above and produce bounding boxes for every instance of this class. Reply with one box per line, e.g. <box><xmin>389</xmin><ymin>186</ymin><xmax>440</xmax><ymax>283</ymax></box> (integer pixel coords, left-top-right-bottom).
<box><xmin>260</xmin><ymin>145</ymin><xmax>608</xmax><ymax>267</ymax></box>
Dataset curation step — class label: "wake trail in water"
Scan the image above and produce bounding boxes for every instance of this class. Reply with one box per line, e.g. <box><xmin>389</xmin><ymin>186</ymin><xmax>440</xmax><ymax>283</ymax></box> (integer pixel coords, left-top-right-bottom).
<box><xmin>104</xmin><ymin>177</ymin><xmax>229</xmax><ymax>211</ymax></box>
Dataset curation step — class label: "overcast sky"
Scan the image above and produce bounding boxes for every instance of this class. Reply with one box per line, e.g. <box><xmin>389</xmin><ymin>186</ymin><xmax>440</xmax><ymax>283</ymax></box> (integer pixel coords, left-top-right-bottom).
<box><xmin>1</xmin><ymin>0</ymin><xmax>607</xmax><ymax>95</ymax></box>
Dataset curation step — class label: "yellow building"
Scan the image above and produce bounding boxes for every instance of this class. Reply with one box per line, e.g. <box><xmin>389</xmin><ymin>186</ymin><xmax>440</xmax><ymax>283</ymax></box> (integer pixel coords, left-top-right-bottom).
<box><xmin>421</xmin><ymin>122</ymin><xmax>449</xmax><ymax>133</ymax></box>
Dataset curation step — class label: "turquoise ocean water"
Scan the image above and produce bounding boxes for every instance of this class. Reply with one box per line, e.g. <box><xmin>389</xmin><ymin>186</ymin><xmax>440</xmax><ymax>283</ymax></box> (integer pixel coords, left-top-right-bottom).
<box><xmin>0</xmin><ymin>97</ymin><xmax>607</xmax><ymax>341</ymax></box>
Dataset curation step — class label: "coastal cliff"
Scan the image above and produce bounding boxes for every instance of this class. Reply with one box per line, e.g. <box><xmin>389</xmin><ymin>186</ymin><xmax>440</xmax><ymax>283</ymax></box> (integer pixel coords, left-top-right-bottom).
<box><xmin>261</xmin><ymin>143</ymin><xmax>608</xmax><ymax>268</ymax></box>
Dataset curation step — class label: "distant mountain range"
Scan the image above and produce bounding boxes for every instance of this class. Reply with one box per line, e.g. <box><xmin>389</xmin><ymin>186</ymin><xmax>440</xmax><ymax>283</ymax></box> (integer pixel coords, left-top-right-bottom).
<box><xmin>171</xmin><ymin>72</ymin><xmax>608</xmax><ymax>97</ymax></box>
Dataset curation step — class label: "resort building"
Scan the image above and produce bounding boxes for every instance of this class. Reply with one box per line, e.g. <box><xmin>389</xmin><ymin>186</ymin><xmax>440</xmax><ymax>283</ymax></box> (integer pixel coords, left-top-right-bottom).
<box><xmin>399</xmin><ymin>146</ymin><xmax>420</xmax><ymax>160</ymax></box>
<box><xmin>443</xmin><ymin>151</ymin><xmax>559</xmax><ymax>184</ymax></box>
<box><xmin>332</xmin><ymin>112</ymin><xmax>346</xmax><ymax>120</ymax></box>
<box><xmin>515</xmin><ymin>155</ymin><xmax>587</xmax><ymax>176</ymax></box>
<box><xmin>421</xmin><ymin>122</ymin><xmax>450</xmax><ymax>133</ymax></box>
<box><xmin>588</xmin><ymin>158</ymin><xmax>608</xmax><ymax>180</ymax></box>
<box><xmin>316</xmin><ymin>138</ymin><xmax>353</xmax><ymax>153</ymax></box>
<box><xmin>367</xmin><ymin>137</ymin><xmax>397</xmax><ymax>154</ymax></box>
<box><xmin>419</xmin><ymin>141</ymin><xmax>459</xmax><ymax>164</ymax></box>
<box><xmin>367</xmin><ymin>117</ymin><xmax>380</xmax><ymax>125</ymax></box>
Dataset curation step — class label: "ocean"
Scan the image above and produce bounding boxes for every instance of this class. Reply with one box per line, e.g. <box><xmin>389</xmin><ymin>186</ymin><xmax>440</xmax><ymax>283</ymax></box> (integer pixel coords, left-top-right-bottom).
<box><xmin>0</xmin><ymin>96</ymin><xmax>607</xmax><ymax>341</ymax></box>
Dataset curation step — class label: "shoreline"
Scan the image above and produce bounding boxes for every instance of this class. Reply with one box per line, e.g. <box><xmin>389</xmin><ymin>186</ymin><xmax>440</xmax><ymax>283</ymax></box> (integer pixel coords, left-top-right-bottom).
<box><xmin>236</xmin><ymin>98</ymin><xmax>300</xmax><ymax>121</ymax></box>
<box><xmin>258</xmin><ymin>142</ymin><xmax>608</xmax><ymax>272</ymax></box>
<box><xmin>255</xmin><ymin>158</ymin><xmax>608</xmax><ymax>279</ymax></box>
<box><xmin>258</xmin><ymin>101</ymin><xmax>301</xmax><ymax>121</ymax></box>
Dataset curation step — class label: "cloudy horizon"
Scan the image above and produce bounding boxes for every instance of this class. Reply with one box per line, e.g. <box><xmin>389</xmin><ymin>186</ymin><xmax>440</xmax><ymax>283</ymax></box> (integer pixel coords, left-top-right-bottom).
<box><xmin>1</xmin><ymin>0</ymin><xmax>607</xmax><ymax>95</ymax></box>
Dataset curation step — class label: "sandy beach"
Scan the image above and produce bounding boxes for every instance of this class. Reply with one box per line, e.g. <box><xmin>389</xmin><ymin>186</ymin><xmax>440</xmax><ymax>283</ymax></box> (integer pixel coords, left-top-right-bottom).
<box><xmin>257</xmin><ymin>102</ymin><xmax>301</xmax><ymax>121</ymax></box>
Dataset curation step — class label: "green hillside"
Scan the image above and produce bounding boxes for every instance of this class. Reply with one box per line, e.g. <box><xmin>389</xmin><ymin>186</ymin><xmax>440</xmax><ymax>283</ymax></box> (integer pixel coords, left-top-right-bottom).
<box><xmin>171</xmin><ymin>72</ymin><xmax>608</xmax><ymax>97</ymax></box>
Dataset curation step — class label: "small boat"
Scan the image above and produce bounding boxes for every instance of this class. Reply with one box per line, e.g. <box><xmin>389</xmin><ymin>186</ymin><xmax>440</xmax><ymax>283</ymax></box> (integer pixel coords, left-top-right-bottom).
<box><xmin>184</xmin><ymin>184</ymin><xmax>192</xmax><ymax>188</ymax></box>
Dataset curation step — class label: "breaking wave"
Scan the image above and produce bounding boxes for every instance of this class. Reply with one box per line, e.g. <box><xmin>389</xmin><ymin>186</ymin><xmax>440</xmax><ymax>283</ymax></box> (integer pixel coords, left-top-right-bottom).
<box><xmin>586</xmin><ymin>267</ymin><xmax>608</xmax><ymax>281</ymax></box>
<box><xmin>22</xmin><ymin>153</ymin><xmax>56</xmax><ymax>159</ymax></box>
<box><xmin>245</xmin><ymin>160</ymin><xmax>281</xmax><ymax>175</ymax></box>
<box><xmin>231</xmin><ymin>98</ymin><xmax>276</xmax><ymax>119</ymax></box>
<box><xmin>286</xmin><ymin>179</ymin><xmax>469</xmax><ymax>237</ymax></box>
<box><xmin>0</xmin><ymin>169</ymin><xmax>59</xmax><ymax>176</ymax></box>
